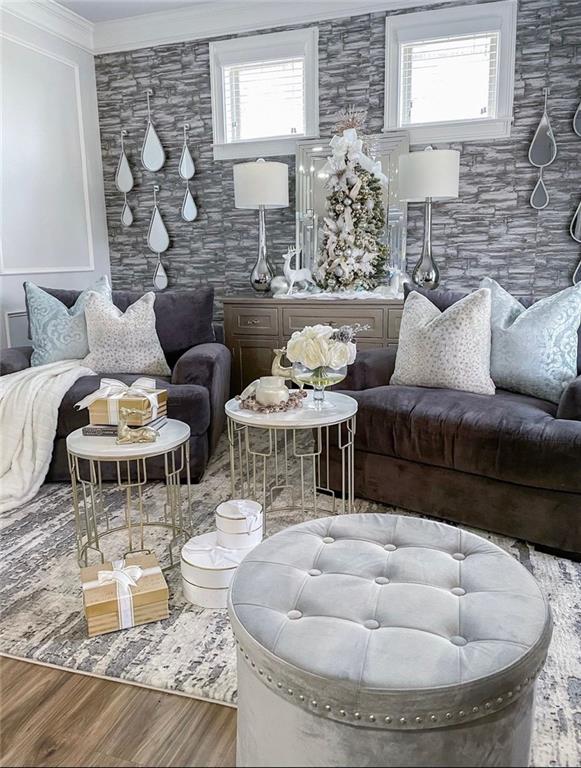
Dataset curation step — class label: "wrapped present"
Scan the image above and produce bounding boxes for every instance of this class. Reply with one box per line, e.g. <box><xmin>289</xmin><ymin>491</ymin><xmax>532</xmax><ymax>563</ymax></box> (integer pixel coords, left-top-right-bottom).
<box><xmin>181</xmin><ymin>531</ymin><xmax>250</xmax><ymax>609</ymax></box>
<box><xmin>75</xmin><ymin>377</ymin><xmax>168</xmax><ymax>426</ymax></box>
<box><xmin>81</xmin><ymin>553</ymin><xmax>168</xmax><ymax>637</ymax></box>
<box><xmin>215</xmin><ymin>499</ymin><xmax>263</xmax><ymax>550</ymax></box>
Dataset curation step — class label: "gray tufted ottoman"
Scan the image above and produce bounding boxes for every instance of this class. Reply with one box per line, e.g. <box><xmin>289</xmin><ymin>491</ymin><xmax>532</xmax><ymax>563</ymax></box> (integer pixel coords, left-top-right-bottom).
<box><xmin>228</xmin><ymin>514</ymin><xmax>552</xmax><ymax>767</ymax></box>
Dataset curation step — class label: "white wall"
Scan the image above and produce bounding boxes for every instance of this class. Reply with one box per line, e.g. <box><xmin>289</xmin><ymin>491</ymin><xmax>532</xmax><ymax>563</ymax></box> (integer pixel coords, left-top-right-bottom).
<box><xmin>0</xmin><ymin>6</ymin><xmax>110</xmax><ymax>349</ymax></box>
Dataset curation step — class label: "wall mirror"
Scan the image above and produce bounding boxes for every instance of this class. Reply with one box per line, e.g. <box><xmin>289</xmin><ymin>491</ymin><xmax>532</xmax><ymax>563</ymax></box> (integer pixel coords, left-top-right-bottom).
<box><xmin>295</xmin><ymin>131</ymin><xmax>409</xmax><ymax>276</ymax></box>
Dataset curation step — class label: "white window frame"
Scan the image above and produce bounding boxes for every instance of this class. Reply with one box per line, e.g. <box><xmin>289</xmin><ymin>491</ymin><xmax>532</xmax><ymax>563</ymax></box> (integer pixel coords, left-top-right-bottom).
<box><xmin>209</xmin><ymin>27</ymin><xmax>319</xmax><ymax>160</ymax></box>
<box><xmin>383</xmin><ymin>0</ymin><xmax>517</xmax><ymax>144</ymax></box>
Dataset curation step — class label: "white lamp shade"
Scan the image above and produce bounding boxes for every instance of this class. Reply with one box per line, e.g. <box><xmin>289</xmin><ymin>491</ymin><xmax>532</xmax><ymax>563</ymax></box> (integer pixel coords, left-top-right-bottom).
<box><xmin>398</xmin><ymin>149</ymin><xmax>460</xmax><ymax>202</ymax></box>
<box><xmin>233</xmin><ymin>159</ymin><xmax>289</xmax><ymax>209</ymax></box>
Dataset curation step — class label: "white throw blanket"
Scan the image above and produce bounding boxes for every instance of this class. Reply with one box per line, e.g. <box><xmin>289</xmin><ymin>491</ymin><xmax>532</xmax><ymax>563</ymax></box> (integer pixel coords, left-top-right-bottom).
<box><xmin>0</xmin><ymin>359</ymin><xmax>93</xmax><ymax>513</ymax></box>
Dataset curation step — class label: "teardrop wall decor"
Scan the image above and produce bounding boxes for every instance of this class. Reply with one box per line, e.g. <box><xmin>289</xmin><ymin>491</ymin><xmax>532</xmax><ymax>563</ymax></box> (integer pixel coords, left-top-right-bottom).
<box><xmin>115</xmin><ymin>130</ymin><xmax>134</xmax><ymax>193</ymax></box>
<box><xmin>121</xmin><ymin>195</ymin><xmax>133</xmax><ymax>227</ymax></box>
<box><xmin>147</xmin><ymin>185</ymin><xmax>169</xmax><ymax>253</ymax></box>
<box><xmin>179</xmin><ymin>123</ymin><xmax>195</xmax><ymax>180</ymax></box>
<box><xmin>570</xmin><ymin>200</ymin><xmax>581</xmax><ymax>243</ymax></box>
<box><xmin>153</xmin><ymin>256</ymin><xmax>168</xmax><ymax>290</ymax></box>
<box><xmin>181</xmin><ymin>185</ymin><xmax>198</xmax><ymax>222</ymax></box>
<box><xmin>530</xmin><ymin>169</ymin><xmax>549</xmax><ymax>210</ymax></box>
<box><xmin>528</xmin><ymin>88</ymin><xmax>557</xmax><ymax>168</ymax></box>
<box><xmin>141</xmin><ymin>90</ymin><xmax>166</xmax><ymax>172</ymax></box>
<box><xmin>573</xmin><ymin>101</ymin><xmax>581</xmax><ymax>138</ymax></box>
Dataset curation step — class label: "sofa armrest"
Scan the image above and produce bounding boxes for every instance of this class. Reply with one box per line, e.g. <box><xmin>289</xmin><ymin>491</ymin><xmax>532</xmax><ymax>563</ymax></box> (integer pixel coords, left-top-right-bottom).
<box><xmin>336</xmin><ymin>346</ymin><xmax>398</xmax><ymax>392</ymax></box>
<box><xmin>0</xmin><ymin>346</ymin><xmax>33</xmax><ymax>376</ymax></box>
<box><xmin>172</xmin><ymin>343</ymin><xmax>232</xmax><ymax>452</ymax></box>
<box><xmin>557</xmin><ymin>375</ymin><xmax>581</xmax><ymax>421</ymax></box>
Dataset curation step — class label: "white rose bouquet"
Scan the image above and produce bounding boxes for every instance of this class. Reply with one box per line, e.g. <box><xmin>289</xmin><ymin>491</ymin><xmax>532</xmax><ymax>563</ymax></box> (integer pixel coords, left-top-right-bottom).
<box><xmin>286</xmin><ymin>324</ymin><xmax>360</xmax><ymax>371</ymax></box>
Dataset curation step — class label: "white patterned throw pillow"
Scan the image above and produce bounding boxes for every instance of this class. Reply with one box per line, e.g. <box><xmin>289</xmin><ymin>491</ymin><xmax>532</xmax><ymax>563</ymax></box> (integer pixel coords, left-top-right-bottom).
<box><xmin>391</xmin><ymin>288</ymin><xmax>495</xmax><ymax>395</ymax></box>
<box><xmin>83</xmin><ymin>292</ymin><xmax>170</xmax><ymax>376</ymax></box>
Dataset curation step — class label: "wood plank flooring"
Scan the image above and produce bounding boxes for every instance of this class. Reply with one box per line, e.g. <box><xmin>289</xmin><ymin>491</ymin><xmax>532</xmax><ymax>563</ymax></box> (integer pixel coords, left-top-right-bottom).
<box><xmin>0</xmin><ymin>657</ymin><xmax>236</xmax><ymax>767</ymax></box>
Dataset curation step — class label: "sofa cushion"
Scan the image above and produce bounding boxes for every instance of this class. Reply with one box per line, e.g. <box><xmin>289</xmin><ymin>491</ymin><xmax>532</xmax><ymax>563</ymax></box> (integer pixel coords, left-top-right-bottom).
<box><xmin>344</xmin><ymin>384</ymin><xmax>581</xmax><ymax>494</ymax></box>
<box><xmin>83</xmin><ymin>292</ymin><xmax>171</xmax><ymax>376</ymax></box>
<box><xmin>57</xmin><ymin>374</ymin><xmax>210</xmax><ymax>438</ymax></box>
<box><xmin>29</xmin><ymin>286</ymin><xmax>215</xmax><ymax>368</ymax></box>
<box><xmin>405</xmin><ymin>284</ymin><xmax>581</xmax><ymax>375</ymax></box>
<box><xmin>391</xmin><ymin>289</ymin><xmax>495</xmax><ymax>395</ymax></box>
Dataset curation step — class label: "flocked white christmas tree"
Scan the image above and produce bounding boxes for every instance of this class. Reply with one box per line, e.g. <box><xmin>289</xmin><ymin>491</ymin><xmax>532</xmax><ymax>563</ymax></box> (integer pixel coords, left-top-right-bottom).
<box><xmin>315</xmin><ymin>108</ymin><xmax>389</xmax><ymax>292</ymax></box>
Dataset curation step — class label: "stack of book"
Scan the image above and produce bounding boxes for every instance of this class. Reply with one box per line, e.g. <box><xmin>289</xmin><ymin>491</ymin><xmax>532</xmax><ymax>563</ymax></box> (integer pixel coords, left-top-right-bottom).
<box><xmin>82</xmin><ymin>386</ymin><xmax>168</xmax><ymax>436</ymax></box>
<box><xmin>82</xmin><ymin>413</ymin><xmax>167</xmax><ymax>436</ymax></box>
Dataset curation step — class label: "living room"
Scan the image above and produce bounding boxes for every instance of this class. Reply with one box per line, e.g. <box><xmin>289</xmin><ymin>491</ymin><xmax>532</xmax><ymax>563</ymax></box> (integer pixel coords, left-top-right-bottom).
<box><xmin>0</xmin><ymin>0</ymin><xmax>579</xmax><ymax>766</ymax></box>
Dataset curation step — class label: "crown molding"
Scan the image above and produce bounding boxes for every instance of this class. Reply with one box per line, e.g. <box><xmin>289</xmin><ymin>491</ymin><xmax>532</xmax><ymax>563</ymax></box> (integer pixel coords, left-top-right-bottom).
<box><xmin>1</xmin><ymin>0</ymin><xmax>94</xmax><ymax>52</ymax></box>
<box><xmin>92</xmin><ymin>0</ymin><xmax>444</xmax><ymax>55</ymax></box>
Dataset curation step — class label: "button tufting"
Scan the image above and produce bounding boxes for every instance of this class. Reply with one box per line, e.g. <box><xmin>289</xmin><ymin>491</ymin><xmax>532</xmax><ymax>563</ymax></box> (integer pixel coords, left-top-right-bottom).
<box><xmin>452</xmin><ymin>552</ymin><xmax>466</xmax><ymax>561</ymax></box>
<box><xmin>450</xmin><ymin>636</ymin><xmax>468</xmax><ymax>646</ymax></box>
<box><xmin>375</xmin><ymin>576</ymin><xmax>389</xmax><ymax>585</ymax></box>
<box><xmin>451</xmin><ymin>587</ymin><xmax>466</xmax><ymax>596</ymax></box>
<box><xmin>308</xmin><ymin>568</ymin><xmax>322</xmax><ymax>576</ymax></box>
<box><xmin>364</xmin><ymin>619</ymin><xmax>380</xmax><ymax>630</ymax></box>
<box><xmin>322</xmin><ymin>536</ymin><xmax>334</xmax><ymax>544</ymax></box>
<box><xmin>287</xmin><ymin>610</ymin><xmax>303</xmax><ymax>620</ymax></box>
<box><xmin>384</xmin><ymin>544</ymin><xmax>396</xmax><ymax>551</ymax></box>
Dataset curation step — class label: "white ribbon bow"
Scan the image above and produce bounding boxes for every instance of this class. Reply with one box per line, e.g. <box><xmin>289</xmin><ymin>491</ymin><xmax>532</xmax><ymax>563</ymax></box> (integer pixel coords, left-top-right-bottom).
<box><xmin>97</xmin><ymin>559</ymin><xmax>143</xmax><ymax>629</ymax></box>
<box><xmin>75</xmin><ymin>377</ymin><xmax>159</xmax><ymax>424</ymax></box>
<box><xmin>183</xmin><ymin>543</ymin><xmax>242</xmax><ymax>568</ymax></box>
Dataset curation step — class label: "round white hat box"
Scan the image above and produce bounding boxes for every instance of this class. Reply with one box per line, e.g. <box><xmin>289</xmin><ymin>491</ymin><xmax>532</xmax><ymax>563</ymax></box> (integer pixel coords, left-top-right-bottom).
<box><xmin>215</xmin><ymin>500</ymin><xmax>263</xmax><ymax>550</ymax></box>
<box><xmin>181</xmin><ymin>531</ymin><xmax>249</xmax><ymax>609</ymax></box>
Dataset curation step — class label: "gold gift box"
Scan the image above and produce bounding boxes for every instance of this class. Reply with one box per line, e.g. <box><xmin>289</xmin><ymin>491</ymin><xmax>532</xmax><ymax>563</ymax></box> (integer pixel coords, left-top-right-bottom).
<box><xmin>81</xmin><ymin>553</ymin><xmax>169</xmax><ymax>637</ymax></box>
<box><xmin>88</xmin><ymin>389</ymin><xmax>168</xmax><ymax>426</ymax></box>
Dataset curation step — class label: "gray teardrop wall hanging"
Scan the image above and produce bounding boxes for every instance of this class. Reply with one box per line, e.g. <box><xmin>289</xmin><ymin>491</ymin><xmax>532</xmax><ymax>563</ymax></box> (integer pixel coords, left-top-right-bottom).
<box><xmin>573</xmin><ymin>101</ymin><xmax>581</xmax><ymax>138</ymax></box>
<box><xmin>141</xmin><ymin>90</ymin><xmax>166</xmax><ymax>172</ymax></box>
<box><xmin>121</xmin><ymin>194</ymin><xmax>133</xmax><ymax>227</ymax></box>
<box><xmin>179</xmin><ymin>123</ymin><xmax>196</xmax><ymax>180</ymax></box>
<box><xmin>147</xmin><ymin>185</ymin><xmax>169</xmax><ymax>253</ymax></box>
<box><xmin>115</xmin><ymin>129</ymin><xmax>134</xmax><ymax>193</ymax></box>
<box><xmin>181</xmin><ymin>185</ymin><xmax>198</xmax><ymax>222</ymax></box>
<box><xmin>153</xmin><ymin>256</ymin><xmax>169</xmax><ymax>290</ymax></box>
<box><xmin>570</xmin><ymin>200</ymin><xmax>581</xmax><ymax>243</ymax></box>
<box><xmin>530</xmin><ymin>169</ymin><xmax>549</xmax><ymax>210</ymax></box>
<box><xmin>528</xmin><ymin>88</ymin><xmax>557</xmax><ymax>168</ymax></box>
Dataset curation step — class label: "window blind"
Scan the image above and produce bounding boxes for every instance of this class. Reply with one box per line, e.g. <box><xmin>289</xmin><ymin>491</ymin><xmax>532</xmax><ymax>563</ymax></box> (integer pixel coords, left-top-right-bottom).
<box><xmin>400</xmin><ymin>32</ymin><xmax>499</xmax><ymax>126</ymax></box>
<box><xmin>224</xmin><ymin>57</ymin><xmax>305</xmax><ymax>143</ymax></box>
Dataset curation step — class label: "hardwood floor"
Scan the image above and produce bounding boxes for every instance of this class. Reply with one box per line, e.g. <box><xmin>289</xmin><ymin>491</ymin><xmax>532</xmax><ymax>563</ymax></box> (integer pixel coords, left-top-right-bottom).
<box><xmin>0</xmin><ymin>657</ymin><xmax>236</xmax><ymax>767</ymax></box>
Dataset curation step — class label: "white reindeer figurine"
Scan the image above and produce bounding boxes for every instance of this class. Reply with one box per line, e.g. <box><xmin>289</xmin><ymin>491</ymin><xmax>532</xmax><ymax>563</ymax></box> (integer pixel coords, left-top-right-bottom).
<box><xmin>283</xmin><ymin>247</ymin><xmax>315</xmax><ymax>294</ymax></box>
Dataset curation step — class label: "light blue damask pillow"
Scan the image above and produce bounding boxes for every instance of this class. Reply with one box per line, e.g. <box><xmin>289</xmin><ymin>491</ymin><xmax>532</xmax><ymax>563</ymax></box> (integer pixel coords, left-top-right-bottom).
<box><xmin>481</xmin><ymin>277</ymin><xmax>581</xmax><ymax>403</ymax></box>
<box><xmin>25</xmin><ymin>276</ymin><xmax>112</xmax><ymax>366</ymax></box>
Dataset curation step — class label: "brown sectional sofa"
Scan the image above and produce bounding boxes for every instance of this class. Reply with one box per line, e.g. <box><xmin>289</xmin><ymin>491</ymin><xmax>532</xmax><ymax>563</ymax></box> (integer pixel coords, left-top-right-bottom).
<box><xmin>331</xmin><ymin>288</ymin><xmax>581</xmax><ymax>557</ymax></box>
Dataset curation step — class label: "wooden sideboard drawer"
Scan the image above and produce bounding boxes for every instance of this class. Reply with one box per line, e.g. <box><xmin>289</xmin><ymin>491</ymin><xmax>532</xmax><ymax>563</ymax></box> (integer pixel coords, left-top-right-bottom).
<box><xmin>228</xmin><ymin>306</ymin><xmax>279</xmax><ymax>336</ymax></box>
<box><xmin>387</xmin><ymin>309</ymin><xmax>403</xmax><ymax>340</ymax></box>
<box><xmin>282</xmin><ymin>306</ymin><xmax>385</xmax><ymax>340</ymax></box>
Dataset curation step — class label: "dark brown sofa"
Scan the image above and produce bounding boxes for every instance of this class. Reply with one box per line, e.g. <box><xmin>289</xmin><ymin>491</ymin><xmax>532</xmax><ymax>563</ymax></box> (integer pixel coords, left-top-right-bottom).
<box><xmin>0</xmin><ymin>286</ymin><xmax>231</xmax><ymax>483</ymax></box>
<box><xmin>332</xmin><ymin>288</ymin><xmax>581</xmax><ymax>557</ymax></box>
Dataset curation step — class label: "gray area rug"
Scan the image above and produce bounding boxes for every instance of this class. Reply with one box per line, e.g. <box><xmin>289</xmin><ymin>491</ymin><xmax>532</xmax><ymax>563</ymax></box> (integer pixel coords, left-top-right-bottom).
<box><xmin>0</xmin><ymin>436</ymin><xmax>579</xmax><ymax>767</ymax></box>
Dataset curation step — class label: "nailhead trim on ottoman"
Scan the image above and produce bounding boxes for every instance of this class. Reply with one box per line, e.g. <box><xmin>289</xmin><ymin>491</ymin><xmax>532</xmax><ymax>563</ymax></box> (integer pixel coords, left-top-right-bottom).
<box><xmin>229</xmin><ymin>514</ymin><xmax>552</xmax><ymax>767</ymax></box>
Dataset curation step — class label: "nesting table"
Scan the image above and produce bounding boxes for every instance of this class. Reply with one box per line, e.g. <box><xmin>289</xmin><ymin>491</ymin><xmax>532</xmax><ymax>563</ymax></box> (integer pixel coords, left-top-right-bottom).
<box><xmin>66</xmin><ymin>419</ymin><xmax>192</xmax><ymax>569</ymax></box>
<box><xmin>225</xmin><ymin>391</ymin><xmax>358</xmax><ymax>532</ymax></box>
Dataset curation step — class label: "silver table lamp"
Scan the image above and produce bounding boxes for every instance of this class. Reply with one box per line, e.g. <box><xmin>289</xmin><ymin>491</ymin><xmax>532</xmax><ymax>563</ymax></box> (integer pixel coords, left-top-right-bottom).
<box><xmin>233</xmin><ymin>159</ymin><xmax>289</xmax><ymax>292</ymax></box>
<box><xmin>399</xmin><ymin>147</ymin><xmax>460</xmax><ymax>289</ymax></box>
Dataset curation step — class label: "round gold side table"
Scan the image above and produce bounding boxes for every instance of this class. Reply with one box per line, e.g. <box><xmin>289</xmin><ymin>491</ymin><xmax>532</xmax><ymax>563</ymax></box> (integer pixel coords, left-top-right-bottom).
<box><xmin>66</xmin><ymin>419</ymin><xmax>192</xmax><ymax>570</ymax></box>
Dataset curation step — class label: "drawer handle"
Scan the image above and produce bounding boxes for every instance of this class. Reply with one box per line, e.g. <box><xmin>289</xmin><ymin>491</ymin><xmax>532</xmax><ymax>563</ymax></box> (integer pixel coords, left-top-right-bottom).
<box><xmin>245</xmin><ymin>319</ymin><xmax>260</xmax><ymax>325</ymax></box>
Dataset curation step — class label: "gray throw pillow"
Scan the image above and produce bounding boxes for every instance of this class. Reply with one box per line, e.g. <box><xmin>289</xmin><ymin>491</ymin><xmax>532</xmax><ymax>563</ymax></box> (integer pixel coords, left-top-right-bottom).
<box><xmin>25</xmin><ymin>276</ymin><xmax>112</xmax><ymax>366</ymax></box>
<box><xmin>391</xmin><ymin>288</ymin><xmax>495</xmax><ymax>395</ymax></box>
<box><xmin>481</xmin><ymin>277</ymin><xmax>581</xmax><ymax>403</ymax></box>
<box><xmin>83</xmin><ymin>291</ymin><xmax>171</xmax><ymax>376</ymax></box>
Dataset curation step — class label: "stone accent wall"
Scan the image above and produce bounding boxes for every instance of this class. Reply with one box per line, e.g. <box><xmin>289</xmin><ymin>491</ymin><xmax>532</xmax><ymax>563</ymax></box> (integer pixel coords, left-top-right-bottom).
<box><xmin>95</xmin><ymin>0</ymin><xmax>581</xmax><ymax>314</ymax></box>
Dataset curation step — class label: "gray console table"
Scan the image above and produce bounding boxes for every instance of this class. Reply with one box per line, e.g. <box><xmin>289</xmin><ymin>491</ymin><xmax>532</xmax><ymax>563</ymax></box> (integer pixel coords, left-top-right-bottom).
<box><xmin>223</xmin><ymin>295</ymin><xmax>404</xmax><ymax>393</ymax></box>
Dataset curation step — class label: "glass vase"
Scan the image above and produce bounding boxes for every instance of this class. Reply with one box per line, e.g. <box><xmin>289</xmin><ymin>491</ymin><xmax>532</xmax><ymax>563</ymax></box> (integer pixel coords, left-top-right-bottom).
<box><xmin>292</xmin><ymin>363</ymin><xmax>347</xmax><ymax>407</ymax></box>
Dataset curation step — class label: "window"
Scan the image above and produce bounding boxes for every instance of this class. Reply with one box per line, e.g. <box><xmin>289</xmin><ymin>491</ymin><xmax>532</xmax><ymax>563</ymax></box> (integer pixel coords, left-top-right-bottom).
<box><xmin>210</xmin><ymin>28</ymin><xmax>318</xmax><ymax>160</ymax></box>
<box><xmin>384</xmin><ymin>0</ymin><xmax>517</xmax><ymax>143</ymax></box>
